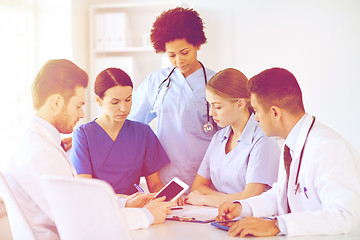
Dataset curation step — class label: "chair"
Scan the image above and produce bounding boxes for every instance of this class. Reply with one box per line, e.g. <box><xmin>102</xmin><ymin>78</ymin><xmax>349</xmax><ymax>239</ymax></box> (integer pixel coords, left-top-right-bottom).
<box><xmin>41</xmin><ymin>176</ymin><xmax>132</xmax><ymax>240</ymax></box>
<box><xmin>0</xmin><ymin>172</ymin><xmax>36</xmax><ymax>240</ymax></box>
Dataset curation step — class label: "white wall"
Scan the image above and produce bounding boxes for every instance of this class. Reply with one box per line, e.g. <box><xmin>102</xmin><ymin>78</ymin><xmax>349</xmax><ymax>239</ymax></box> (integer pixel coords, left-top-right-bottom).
<box><xmin>230</xmin><ymin>0</ymin><xmax>360</xmax><ymax>153</ymax></box>
<box><xmin>71</xmin><ymin>0</ymin><xmax>360</xmax><ymax>152</ymax></box>
<box><xmin>36</xmin><ymin>0</ymin><xmax>72</xmax><ymax>67</ymax></box>
<box><xmin>71</xmin><ymin>0</ymin><xmax>126</xmax><ymax>123</ymax></box>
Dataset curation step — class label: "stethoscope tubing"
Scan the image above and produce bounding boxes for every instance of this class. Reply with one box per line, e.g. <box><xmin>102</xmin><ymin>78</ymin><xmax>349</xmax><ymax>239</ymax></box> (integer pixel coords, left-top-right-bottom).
<box><xmin>157</xmin><ymin>61</ymin><xmax>212</xmax><ymax>129</ymax></box>
<box><xmin>294</xmin><ymin>116</ymin><xmax>316</xmax><ymax>194</ymax></box>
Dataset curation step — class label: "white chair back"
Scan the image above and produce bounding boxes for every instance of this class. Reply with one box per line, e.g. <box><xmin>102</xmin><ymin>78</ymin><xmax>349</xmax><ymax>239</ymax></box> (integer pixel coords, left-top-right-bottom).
<box><xmin>0</xmin><ymin>172</ymin><xmax>36</xmax><ymax>240</ymax></box>
<box><xmin>42</xmin><ymin>176</ymin><xmax>132</xmax><ymax>240</ymax></box>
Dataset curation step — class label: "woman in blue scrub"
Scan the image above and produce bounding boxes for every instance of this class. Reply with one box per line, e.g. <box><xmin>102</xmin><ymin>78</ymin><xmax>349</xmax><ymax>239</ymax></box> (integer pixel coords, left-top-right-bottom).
<box><xmin>70</xmin><ymin>68</ymin><xmax>170</xmax><ymax>195</ymax></box>
<box><xmin>129</xmin><ymin>7</ymin><xmax>217</xmax><ymax>189</ymax></box>
<box><xmin>185</xmin><ymin>68</ymin><xmax>280</xmax><ymax>207</ymax></box>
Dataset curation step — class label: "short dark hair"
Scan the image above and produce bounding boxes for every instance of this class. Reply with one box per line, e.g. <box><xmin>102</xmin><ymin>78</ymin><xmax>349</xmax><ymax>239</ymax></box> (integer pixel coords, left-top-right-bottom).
<box><xmin>248</xmin><ymin>67</ymin><xmax>305</xmax><ymax>114</ymax></box>
<box><xmin>31</xmin><ymin>59</ymin><xmax>89</xmax><ymax>110</ymax></box>
<box><xmin>94</xmin><ymin>68</ymin><xmax>133</xmax><ymax>98</ymax></box>
<box><xmin>150</xmin><ymin>7</ymin><xmax>207</xmax><ymax>53</ymax></box>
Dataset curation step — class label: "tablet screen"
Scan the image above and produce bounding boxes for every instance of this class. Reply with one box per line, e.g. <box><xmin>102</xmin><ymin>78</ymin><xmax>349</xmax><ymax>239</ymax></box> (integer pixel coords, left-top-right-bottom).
<box><xmin>156</xmin><ymin>181</ymin><xmax>184</xmax><ymax>201</ymax></box>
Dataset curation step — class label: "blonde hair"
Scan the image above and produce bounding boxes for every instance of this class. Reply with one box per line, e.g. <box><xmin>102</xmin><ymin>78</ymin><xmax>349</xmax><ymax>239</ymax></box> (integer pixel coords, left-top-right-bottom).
<box><xmin>207</xmin><ymin>68</ymin><xmax>253</xmax><ymax>113</ymax></box>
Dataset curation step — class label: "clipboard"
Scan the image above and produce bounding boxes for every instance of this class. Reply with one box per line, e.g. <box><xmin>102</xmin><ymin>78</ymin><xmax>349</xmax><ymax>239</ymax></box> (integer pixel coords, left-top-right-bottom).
<box><xmin>166</xmin><ymin>215</ymin><xmax>215</xmax><ymax>223</ymax></box>
<box><xmin>166</xmin><ymin>205</ymin><xmax>218</xmax><ymax>223</ymax></box>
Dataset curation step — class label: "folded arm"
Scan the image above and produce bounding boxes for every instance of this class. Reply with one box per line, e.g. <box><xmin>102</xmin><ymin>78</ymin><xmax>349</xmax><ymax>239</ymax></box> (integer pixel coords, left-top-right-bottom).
<box><xmin>186</xmin><ymin>174</ymin><xmax>266</xmax><ymax>207</ymax></box>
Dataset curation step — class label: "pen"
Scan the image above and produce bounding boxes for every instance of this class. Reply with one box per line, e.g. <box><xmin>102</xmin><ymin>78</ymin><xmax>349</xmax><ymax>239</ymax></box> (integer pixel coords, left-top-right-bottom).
<box><xmin>215</xmin><ymin>217</ymin><xmax>272</xmax><ymax>224</ymax></box>
<box><xmin>133</xmin><ymin>184</ymin><xmax>144</xmax><ymax>193</ymax></box>
<box><xmin>170</xmin><ymin>206</ymin><xmax>183</xmax><ymax>210</ymax></box>
<box><xmin>304</xmin><ymin>187</ymin><xmax>309</xmax><ymax>198</ymax></box>
<box><xmin>213</xmin><ymin>219</ymin><xmax>239</xmax><ymax>223</ymax></box>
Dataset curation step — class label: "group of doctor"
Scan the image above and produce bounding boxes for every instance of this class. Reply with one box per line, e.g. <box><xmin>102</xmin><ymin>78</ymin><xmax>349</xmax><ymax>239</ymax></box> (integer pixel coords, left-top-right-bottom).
<box><xmin>6</xmin><ymin>6</ymin><xmax>359</xmax><ymax>239</ymax></box>
<box><xmin>67</xmin><ymin>6</ymin><xmax>360</xmax><ymax>238</ymax></box>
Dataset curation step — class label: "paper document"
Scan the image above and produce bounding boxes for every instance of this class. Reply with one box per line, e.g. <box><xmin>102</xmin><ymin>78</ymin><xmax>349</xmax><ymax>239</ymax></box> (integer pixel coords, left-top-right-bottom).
<box><xmin>166</xmin><ymin>205</ymin><xmax>218</xmax><ymax>223</ymax></box>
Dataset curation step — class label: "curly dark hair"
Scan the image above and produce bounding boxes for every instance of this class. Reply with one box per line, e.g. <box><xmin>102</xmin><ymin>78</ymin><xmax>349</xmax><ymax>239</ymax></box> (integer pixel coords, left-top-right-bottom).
<box><xmin>150</xmin><ymin>7</ymin><xmax>207</xmax><ymax>53</ymax></box>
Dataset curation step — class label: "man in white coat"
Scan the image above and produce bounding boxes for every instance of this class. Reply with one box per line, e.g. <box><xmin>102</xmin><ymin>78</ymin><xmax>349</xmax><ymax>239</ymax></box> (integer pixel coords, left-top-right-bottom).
<box><xmin>217</xmin><ymin>67</ymin><xmax>360</xmax><ymax>237</ymax></box>
<box><xmin>4</xmin><ymin>59</ymin><xmax>173</xmax><ymax>239</ymax></box>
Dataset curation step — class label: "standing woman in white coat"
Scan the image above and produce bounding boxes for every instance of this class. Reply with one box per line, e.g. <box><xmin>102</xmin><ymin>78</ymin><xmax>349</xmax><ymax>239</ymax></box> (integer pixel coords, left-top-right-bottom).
<box><xmin>217</xmin><ymin>68</ymin><xmax>360</xmax><ymax>238</ymax></box>
<box><xmin>129</xmin><ymin>7</ymin><xmax>217</xmax><ymax>190</ymax></box>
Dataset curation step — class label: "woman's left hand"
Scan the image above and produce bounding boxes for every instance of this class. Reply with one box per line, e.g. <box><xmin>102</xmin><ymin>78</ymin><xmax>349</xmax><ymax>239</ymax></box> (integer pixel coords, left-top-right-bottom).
<box><xmin>184</xmin><ymin>191</ymin><xmax>206</xmax><ymax>206</ymax></box>
<box><xmin>177</xmin><ymin>196</ymin><xmax>185</xmax><ymax>206</ymax></box>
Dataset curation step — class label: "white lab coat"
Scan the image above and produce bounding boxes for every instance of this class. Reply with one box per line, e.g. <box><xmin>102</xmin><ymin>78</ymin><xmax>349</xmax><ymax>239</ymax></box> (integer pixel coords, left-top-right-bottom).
<box><xmin>4</xmin><ymin>116</ymin><xmax>152</xmax><ymax>239</ymax></box>
<box><xmin>241</xmin><ymin>114</ymin><xmax>360</xmax><ymax>236</ymax></box>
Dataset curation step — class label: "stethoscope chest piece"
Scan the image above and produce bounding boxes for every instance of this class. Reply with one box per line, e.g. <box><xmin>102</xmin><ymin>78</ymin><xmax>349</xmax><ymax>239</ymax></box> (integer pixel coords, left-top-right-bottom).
<box><xmin>203</xmin><ymin>122</ymin><xmax>214</xmax><ymax>133</ymax></box>
<box><xmin>153</xmin><ymin>61</ymin><xmax>214</xmax><ymax>133</ymax></box>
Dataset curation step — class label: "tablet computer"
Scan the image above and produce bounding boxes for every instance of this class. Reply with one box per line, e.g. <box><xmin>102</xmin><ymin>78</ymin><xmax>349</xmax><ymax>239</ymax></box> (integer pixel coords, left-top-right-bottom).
<box><xmin>211</xmin><ymin>220</ymin><xmax>239</xmax><ymax>231</ymax></box>
<box><xmin>154</xmin><ymin>177</ymin><xmax>189</xmax><ymax>202</ymax></box>
<box><xmin>211</xmin><ymin>222</ymin><xmax>230</xmax><ymax>231</ymax></box>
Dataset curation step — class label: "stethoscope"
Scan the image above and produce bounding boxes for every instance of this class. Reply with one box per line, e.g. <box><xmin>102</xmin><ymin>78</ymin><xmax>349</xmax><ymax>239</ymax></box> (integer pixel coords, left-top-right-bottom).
<box><xmin>151</xmin><ymin>61</ymin><xmax>214</xmax><ymax>133</ymax></box>
<box><xmin>294</xmin><ymin>116</ymin><xmax>316</xmax><ymax>194</ymax></box>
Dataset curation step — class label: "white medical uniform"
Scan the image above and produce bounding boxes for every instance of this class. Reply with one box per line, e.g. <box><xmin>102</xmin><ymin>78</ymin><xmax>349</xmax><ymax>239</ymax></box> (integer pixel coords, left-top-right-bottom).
<box><xmin>129</xmin><ymin>66</ymin><xmax>217</xmax><ymax>188</ymax></box>
<box><xmin>197</xmin><ymin>114</ymin><xmax>280</xmax><ymax>194</ymax></box>
<box><xmin>238</xmin><ymin>113</ymin><xmax>360</xmax><ymax>236</ymax></box>
<box><xmin>4</xmin><ymin>116</ymin><xmax>153</xmax><ymax>239</ymax></box>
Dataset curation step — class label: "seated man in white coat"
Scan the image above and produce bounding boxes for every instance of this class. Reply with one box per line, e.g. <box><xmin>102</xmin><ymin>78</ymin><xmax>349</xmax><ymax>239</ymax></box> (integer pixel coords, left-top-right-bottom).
<box><xmin>217</xmin><ymin>67</ymin><xmax>360</xmax><ymax>237</ymax></box>
<box><xmin>4</xmin><ymin>59</ymin><xmax>174</xmax><ymax>239</ymax></box>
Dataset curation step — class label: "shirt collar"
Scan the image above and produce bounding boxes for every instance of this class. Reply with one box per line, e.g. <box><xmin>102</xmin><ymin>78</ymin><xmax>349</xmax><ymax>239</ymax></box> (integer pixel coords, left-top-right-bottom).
<box><xmin>284</xmin><ymin>113</ymin><xmax>307</xmax><ymax>154</ymax></box>
<box><xmin>32</xmin><ymin>115</ymin><xmax>62</xmax><ymax>146</ymax></box>
<box><xmin>240</xmin><ymin>113</ymin><xmax>257</xmax><ymax>144</ymax></box>
<box><xmin>174</xmin><ymin>65</ymin><xmax>204</xmax><ymax>82</ymax></box>
<box><xmin>221</xmin><ymin>126</ymin><xmax>232</xmax><ymax>143</ymax></box>
<box><xmin>220</xmin><ymin>113</ymin><xmax>257</xmax><ymax>144</ymax></box>
<box><xmin>94</xmin><ymin>118</ymin><xmax>130</xmax><ymax>131</ymax></box>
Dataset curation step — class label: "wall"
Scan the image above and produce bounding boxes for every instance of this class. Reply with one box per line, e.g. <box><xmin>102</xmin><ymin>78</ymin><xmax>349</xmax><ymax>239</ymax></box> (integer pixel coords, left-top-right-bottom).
<box><xmin>36</xmin><ymin>0</ymin><xmax>72</xmax><ymax>67</ymax></box>
<box><xmin>71</xmin><ymin>0</ymin><xmax>120</xmax><ymax>123</ymax></box>
<box><xmin>230</xmin><ymin>0</ymin><xmax>360</xmax><ymax>152</ymax></box>
<box><xmin>71</xmin><ymin>0</ymin><xmax>360</xmax><ymax>152</ymax></box>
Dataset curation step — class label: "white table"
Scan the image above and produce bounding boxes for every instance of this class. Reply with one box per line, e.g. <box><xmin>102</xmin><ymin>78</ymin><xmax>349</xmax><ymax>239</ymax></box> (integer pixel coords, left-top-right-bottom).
<box><xmin>130</xmin><ymin>219</ymin><xmax>360</xmax><ymax>240</ymax></box>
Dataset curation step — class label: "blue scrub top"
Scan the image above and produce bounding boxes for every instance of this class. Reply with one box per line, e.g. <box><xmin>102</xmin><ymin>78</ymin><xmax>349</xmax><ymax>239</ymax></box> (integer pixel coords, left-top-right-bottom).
<box><xmin>197</xmin><ymin>114</ymin><xmax>280</xmax><ymax>194</ymax></box>
<box><xmin>70</xmin><ymin>119</ymin><xmax>170</xmax><ymax>195</ymax></box>
<box><xmin>128</xmin><ymin>66</ymin><xmax>218</xmax><ymax>188</ymax></box>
